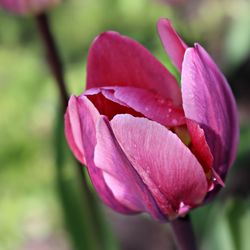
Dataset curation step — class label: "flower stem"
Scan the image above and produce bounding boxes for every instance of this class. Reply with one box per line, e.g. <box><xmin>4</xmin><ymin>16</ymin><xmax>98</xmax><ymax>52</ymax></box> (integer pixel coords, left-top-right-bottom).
<box><xmin>171</xmin><ymin>215</ymin><xmax>198</xmax><ymax>250</ymax></box>
<box><xmin>35</xmin><ymin>13</ymin><xmax>68</xmax><ymax>110</ymax></box>
<box><xmin>35</xmin><ymin>12</ymin><xmax>118</xmax><ymax>250</ymax></box>
<box><xmin>35</xmin><ymin>12</ymin><xmax>91</xmax><ymax>193</ymax></box>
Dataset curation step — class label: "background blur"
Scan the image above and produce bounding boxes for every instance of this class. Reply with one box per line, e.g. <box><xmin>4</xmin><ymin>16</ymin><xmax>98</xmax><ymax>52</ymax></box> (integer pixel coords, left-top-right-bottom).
<box><xmin>0</xmin><ymin>0</ymin><xmax>250</xmax><ymax>249</ymax></box>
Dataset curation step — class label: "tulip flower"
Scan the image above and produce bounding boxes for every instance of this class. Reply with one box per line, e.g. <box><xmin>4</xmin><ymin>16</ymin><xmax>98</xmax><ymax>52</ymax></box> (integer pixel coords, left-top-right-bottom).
<box><xmin>160</xmin><ymin>0</ymin><xmax>187</xmax><ymax>6</ymax></box>
<box><xmin>0</xmin><ymin>0</ymin><xmax>60</xmax><ymax>15</ymax></box>
<box><xmin>65</xmin><ymin>18</ymin><xmax>239</xmax><ymax>220</ymax></box>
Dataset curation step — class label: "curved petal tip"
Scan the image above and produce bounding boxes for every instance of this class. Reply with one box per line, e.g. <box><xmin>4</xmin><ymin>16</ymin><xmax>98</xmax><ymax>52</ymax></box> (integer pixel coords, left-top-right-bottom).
<box><xmin>87</xmin><ymin>27</ymin><xmax>182</xmax><ymax>106</ymax></box>
<box><xmin>157</xmin><ymin>18</ymin><xmax>187</xmax><ymax>71</ymax></box>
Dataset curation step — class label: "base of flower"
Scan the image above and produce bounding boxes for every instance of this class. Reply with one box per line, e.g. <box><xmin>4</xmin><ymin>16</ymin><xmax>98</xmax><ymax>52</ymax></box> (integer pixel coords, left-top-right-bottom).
<box><xmin>170</xmin><ymin>215</ymin><xmax>197</xmax><ymax>250</ymax></box>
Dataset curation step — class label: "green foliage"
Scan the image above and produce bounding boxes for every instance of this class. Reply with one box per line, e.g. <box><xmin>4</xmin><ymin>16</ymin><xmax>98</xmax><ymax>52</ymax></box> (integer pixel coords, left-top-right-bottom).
<box><xmin>224</xmin><ymin>2</ymin><xmax>250</xmax><ymax>69</ymax></box>
<box><xmin>191</xmin><ymin>123</ymin><xmax>250</xmax><ymax>250</ymax></box>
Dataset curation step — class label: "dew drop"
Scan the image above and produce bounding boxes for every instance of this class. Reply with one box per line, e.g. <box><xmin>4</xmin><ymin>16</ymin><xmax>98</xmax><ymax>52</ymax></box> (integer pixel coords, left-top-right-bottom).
<box><xmin>212</xmin><ymin>177</ymin><xmax>217</xmax><ymax>182</ymax></box>
<box><xmin>172</xmin><ymin>119</ymin><xmax>177</xmax><ymax>125</ymax></box>
<box><xmin>157</xmin><ymin>98</ymin><xmax>165</xmax><ymax>104</ymax></box>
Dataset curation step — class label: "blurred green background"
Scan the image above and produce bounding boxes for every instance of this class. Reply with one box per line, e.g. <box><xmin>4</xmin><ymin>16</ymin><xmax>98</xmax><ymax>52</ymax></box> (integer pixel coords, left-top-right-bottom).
<box><xmin>0</xmin><ymin>0</ymin><xmax>250</xmax><ymax>249</ymax></box>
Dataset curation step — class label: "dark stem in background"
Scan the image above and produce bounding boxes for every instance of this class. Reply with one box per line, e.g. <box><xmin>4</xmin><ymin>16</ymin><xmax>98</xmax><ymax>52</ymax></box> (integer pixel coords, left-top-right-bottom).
<box><xmin>35</xmin><ymin>14</ymin><xmax>116</xmax><ymax>249</ymax></box>
<box><xmin>35</xmin><ymin>13</ymin><xmax>68</xmax><ymax>110</ymax></box>
<box><xmin>171</xmin><ymin>216</ymin><xmax>198</xmax><ymax>250</ymax></box>
<box><xmin>35</xmin><ymin>13</ymin><xmax>91</xmax><ymax>194</ymax></box>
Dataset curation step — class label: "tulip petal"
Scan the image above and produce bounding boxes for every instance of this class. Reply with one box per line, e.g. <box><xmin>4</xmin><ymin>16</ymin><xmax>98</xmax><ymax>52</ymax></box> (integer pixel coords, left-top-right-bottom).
<box><xmin>111</xmin><ymin>114</ymin><xmax>208</xmax><ymax>217</ymax></box>
<box><xmin>181</xmin><ymin>44</ymin><xmax>239</xmax><ymax>179</ymax></box>
<box><xmin>83</xmin><ymin>88</ymin><xmax>142</xmax><ymax>120</ymax></box>
<box><xmin>186</xmin><ymin>119</ymin><xmax>213</xmax><ymax>174</ymax></box>
<box><xmin>94</xmin><ymin>116</ymin><xmax>165</xmax><ymax>220</ymax></box>
<box><xmin>66</xmin><ymin>95</ymin><xmax>137</xmax><ymax>214</ymax></box>
<box><xmin>0</xmin><ymin>0</ymin><xmax>60</xmax><ymax>15</ymax></box>
<box><xmin>65</xmin><ymin>96</ymin><xmax>85</xmax><ymax>164</ymax></box>
<box><xmin>87</xmin><ymin>31</ymin><xmax>182</xmax><ymax>106</ymax></box>
<box><xmin>157</xmin><ymin>18</ymin><xmax>187</xmax><ymax>71</ymax></box>
<box><xmin>186</xmin><ymin>119</ymin><xmax>224</xmax><ymax>188</ymax></box>
<box><xmin>84</xmin><ymin>86</ymin><xmax>186</xmax><ymax>127</ymax></box>
<box><xmin>0</xmin><ymin>0</ymin><xmax>24</xmax><ymax>14</ymax></box>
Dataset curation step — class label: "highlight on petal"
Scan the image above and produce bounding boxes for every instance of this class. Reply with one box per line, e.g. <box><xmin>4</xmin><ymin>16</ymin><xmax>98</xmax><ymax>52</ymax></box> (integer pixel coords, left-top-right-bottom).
<box><xmin>94</xmin><ymin>116</ymin><xmax>164</xmax><ymax>220</ymax></box>
<box><xmin>181</xmin><ymin>44</ymin><xmax>239</xmax><ymax>179</ymax></box>
<box><xmin>157</xmin><ymin>18</ymin><xmax>187</xmax><ymax>71</ymax></box>
<box><xmin>84</xmin><ymin>86</ymin><xmax>186</xmax><ymax>127</ymax></box>
<box><xmin>67</xmin><ymin>95</ymin><xmax>137</xmax><ymax>214</ymax></box>
<box><xmin>111</xmin><ymin>114</ymin><xmax>208</xmax><ymax>217</ymax></box>
<box><xmin>86</xmin><ymin>31</ymin><xmax>182</xmax><ymax>106</ymax></box>
<box><xmin>65</xmin><ymin>96</ymin><xmax>85</xmax><ymax>164</ymax></box>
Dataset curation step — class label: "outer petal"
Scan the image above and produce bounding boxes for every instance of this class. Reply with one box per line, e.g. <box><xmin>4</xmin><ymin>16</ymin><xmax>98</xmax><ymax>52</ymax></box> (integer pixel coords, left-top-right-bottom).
<box><xmin>0</xmin><ymin>0</ymin><xmax>60</xmax><ymax>15</ymax></box>
<box><xmin>181</xmin><ymin>44</ymin><xmax>239</xmax><ymax>179</ymax></box>
<box><xmin>65</xmin><ymin>96</ymin><xmax>135</xmax><ymax>214</ymax></box>
<box><xmin>0</xmin><ymin>0</ymin><xmax>25</xmax><ymax>13</ymax></box>
<box><xmin>94</xmin><ymin>117</ymin><xmax>165</xmax><ymax>220</ymax></box>
<box><xmin>84</xmin><ymin>86</ymin><xmax>186</xmax><ymax>127</ymax></box>
<box><xmin>86</xmin><ymin>31</ymin><xmax>182</xmax><ymax>106</ymax></box>
<box><xmin>111</xmin><ymin>114</ymin><xmax>208</xmax><ymax>218</ymax></box>
<box><xmin>65</xmin><ymin>96</ymin><xmax>85</xmax><ymax>164</ymax></box>
<box><xmin>157</xmin><ymin>18</ymin><xmax>187</xmax><ymax>71</ymax></box>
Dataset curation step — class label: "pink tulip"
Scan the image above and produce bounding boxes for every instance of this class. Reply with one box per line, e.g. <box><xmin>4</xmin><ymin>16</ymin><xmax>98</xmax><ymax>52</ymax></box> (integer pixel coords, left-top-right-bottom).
<box><xmin>65</xmin><ymin>18</ymin><xmax>239</xmax><ymax>220</ymax></box>
<box><xmin>0</xmin><ymin>0</ymin><xmax>60</xmax><ymax>15</ymax></box>
<box><xmin>160</xmin><ymin>0</ymin><xmax>187</xmax><ymax>6</ymax></box>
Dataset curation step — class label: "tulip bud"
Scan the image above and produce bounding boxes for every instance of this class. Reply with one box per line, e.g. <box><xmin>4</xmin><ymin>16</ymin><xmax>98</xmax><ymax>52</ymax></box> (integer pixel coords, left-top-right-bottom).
<box><xmin>0</xmin><ymin>0</ymin><xmax>60</xmax><ymax>15</ymax></box>
<box><xmin>65</xmin><ymin>19</ymin><xmax>239</xmax><ymax>221</ymax></box>
<box><xmin>159</xmin><ymin>0</ymin><xmax>187</xmax><ymax>6</ymax></box>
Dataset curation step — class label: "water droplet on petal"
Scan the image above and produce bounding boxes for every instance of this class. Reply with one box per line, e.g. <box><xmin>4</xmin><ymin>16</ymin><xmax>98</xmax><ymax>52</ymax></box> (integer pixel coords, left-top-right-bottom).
<box><xmin>212</xmin><ymin>177</ymin><xmax>217</xmax><ymax>182</ymax></box>
<box><xmin>157</xmin><ymin>98</ymin><xmax>165</xmax><ymax>104</ymax></box>
<box><xmin>172</xmin><ymin>119</ymin><xmax>177</xmax><ymax>125</ymax></box>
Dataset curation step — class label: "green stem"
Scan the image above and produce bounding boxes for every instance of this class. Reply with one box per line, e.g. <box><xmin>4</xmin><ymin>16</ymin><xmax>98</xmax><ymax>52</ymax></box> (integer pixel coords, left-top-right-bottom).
<box><xmin>35</xmin><ymin>12</ymin><xmax>91</xmax><ymax>194</ymax></box>
<box><xmin>35</xmin><ymin>12</ymin><xmax>118</xmax><ymax>250</ymax></box>
<box><xmin>171</xmin><ymin>215</ymin><xmax>198</xmax><ymax>250</ymax></box>
<box><xmin>35</xmin><ymin>13</ymin><xmax>68</xmax><ymax>109</ymax></box>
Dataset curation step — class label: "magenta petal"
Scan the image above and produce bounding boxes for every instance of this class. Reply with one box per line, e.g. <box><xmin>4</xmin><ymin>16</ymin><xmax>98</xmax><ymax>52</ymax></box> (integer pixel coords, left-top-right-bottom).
<box><xmin>111</xmin><ymin>114</ymin><xmax>208</xmax><ymax>217</ymax></box>
<box><xmin>84</xmin><ymin>87</ymin><xmax>186</xmax><ymax>127</ymax></box>
<box><xmin>186</xmin><ymin>119</ymin><xmax>213</xmax><ymax>174</ymax></box>
<box><xmin>69</xmin><ymin>95</ymin><xmax>136</xmax><ymax>214</ymax></box>
<box><xmin>65</xmin><ymin>96</ymin><xmax>85</xmax><ymax>164</ymax></box>
<box><xmin>86</xmin><ymin>31</ymin><xmax>182</xmax><ymax>106</ymax></box>
<box><xmin>0</xmin><ymin>0</ymin><xmax>60</xmax><ymax>15</ymax></box>
<box><xmin>157</xmin><ymin>18</ymin><xmax>187</xmax><ymax>71</ymax></box>
<box><xmin>181</xmin><ymin>44</ymin><xmax>239</xmax><ymax>178</ymax></box>
<box><xmin>83</xmin><ymin>88</ymin><xmax>142</xmax><ymax>120</ymax></box>
<box><xmin>105</xmin><ymin>87</ymin><xmax>185</xmax><ymax>127</ymax></box>
<box><xmin>94</xmin><ymin>116</ymin><xmax>164</xmax><ymax>220</ymax></box>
